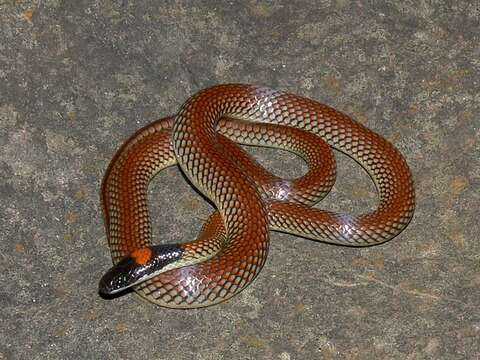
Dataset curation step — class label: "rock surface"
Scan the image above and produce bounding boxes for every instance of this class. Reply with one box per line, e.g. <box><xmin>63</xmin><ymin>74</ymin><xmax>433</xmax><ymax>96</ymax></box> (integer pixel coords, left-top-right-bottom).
<box><xmin>1</xmin><ymin>2</ymin><xmax>478</xmax><ymax>359</ymax></box>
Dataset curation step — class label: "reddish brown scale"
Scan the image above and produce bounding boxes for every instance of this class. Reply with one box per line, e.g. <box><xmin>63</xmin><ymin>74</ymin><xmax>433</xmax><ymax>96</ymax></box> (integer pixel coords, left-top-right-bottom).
<box><xmin>101</xmin><ymin>84</ymin><xmax>415</xmax><ymax>308</ymax></box>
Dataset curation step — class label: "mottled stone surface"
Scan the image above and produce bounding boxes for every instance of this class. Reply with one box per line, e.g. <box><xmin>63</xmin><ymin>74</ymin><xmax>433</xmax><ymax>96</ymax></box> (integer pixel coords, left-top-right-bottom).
<box><xmin>1</xmin><ymin>1</ymin><xmax>478</xmax><ymax>359</ymax></box>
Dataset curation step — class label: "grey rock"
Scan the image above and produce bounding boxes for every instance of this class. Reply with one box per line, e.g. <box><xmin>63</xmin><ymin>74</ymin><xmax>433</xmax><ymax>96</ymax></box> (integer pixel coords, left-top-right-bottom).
<box><xmin>1</xmin><ymin>1</ymin><xmax>478</xmax><ymax>359</ymax></box>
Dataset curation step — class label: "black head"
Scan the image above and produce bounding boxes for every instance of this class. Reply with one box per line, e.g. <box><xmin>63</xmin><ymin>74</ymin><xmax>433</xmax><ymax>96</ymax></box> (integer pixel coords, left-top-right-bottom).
<box><xmin>98</xmin><ymin>244</ymin><xmax>184</xmax><ymax>295</ymax></box>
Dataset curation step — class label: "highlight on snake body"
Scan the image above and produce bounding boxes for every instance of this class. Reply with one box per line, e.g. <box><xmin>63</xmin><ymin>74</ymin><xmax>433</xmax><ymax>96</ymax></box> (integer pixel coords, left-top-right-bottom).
<box><xmin>99</xmin><ymin>84</ymin><xmax>415</xmax><ymax>309</ymax></box>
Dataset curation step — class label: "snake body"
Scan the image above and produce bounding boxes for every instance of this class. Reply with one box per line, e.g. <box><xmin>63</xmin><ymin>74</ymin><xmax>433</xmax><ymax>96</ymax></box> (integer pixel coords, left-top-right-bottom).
<box><xmin>99</xmin><ymin>84</ymin><xmax>415</xmax><ymax>308</ymax></box>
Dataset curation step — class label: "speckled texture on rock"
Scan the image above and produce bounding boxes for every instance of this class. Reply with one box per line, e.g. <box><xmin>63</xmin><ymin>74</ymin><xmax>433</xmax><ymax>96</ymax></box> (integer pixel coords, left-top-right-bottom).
<box><xmin>0</xmin><ymin>1</ymin><xmax>478</xmax><ymax>359</ymax></box>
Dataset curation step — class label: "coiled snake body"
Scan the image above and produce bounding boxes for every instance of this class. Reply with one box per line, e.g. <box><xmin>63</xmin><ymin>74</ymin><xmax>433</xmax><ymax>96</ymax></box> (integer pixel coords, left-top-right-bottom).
<box><xmin>99</xmin><ymin>84</ymin><xmax>415</xmax><ymax>308</ymax></box>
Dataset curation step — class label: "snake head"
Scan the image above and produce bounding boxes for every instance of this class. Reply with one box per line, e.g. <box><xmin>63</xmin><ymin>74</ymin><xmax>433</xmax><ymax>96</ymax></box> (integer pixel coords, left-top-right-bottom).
<box><xmin>98</xmin><ymin>244</ymin><xmax>184</xmax><ymax>295</ymax></box>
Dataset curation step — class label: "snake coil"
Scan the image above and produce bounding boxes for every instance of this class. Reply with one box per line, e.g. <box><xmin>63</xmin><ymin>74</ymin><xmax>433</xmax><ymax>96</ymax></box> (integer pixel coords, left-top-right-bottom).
<box><xmin>99</xmin><ymin>84</ymin><xmax>415</xmax><ymax>309</ymax></box>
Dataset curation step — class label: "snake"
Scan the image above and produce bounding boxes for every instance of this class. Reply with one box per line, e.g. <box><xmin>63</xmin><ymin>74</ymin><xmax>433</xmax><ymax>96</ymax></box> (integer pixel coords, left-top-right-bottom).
<box><xmin>99</xmin><ymin>84</ymin><xmax>415</xmax><ymax>309</ymax></box>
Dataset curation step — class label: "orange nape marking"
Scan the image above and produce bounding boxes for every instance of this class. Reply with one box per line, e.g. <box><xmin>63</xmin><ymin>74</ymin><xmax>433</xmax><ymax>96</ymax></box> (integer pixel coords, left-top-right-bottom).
<box><xmin>131</xmin><ymin>248</ymin><xmax>153</xmax><ymax>265</ymax></box>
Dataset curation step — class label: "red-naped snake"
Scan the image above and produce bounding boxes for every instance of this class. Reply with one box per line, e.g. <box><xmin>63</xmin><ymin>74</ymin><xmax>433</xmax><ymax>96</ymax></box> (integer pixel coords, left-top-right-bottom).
<box><xmin>99</xmin><ymin>84</ymin><xmax>415</xmax><ymax>309</ymax></box>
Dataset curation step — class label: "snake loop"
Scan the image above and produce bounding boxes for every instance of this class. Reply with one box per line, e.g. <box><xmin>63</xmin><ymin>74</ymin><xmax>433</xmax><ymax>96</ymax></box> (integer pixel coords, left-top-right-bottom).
<box><xmin>99</xmin><ymin>84</ymin><xmax>415</xmax><ymax>308</ymax></box>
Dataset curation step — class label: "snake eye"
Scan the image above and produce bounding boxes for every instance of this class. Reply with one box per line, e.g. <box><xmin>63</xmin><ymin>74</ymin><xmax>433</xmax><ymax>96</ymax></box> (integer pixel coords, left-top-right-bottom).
<box><xmin>98</xmin><ymin>244</ymin><xmax>184</xmax><ymax>295</ymax></box>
